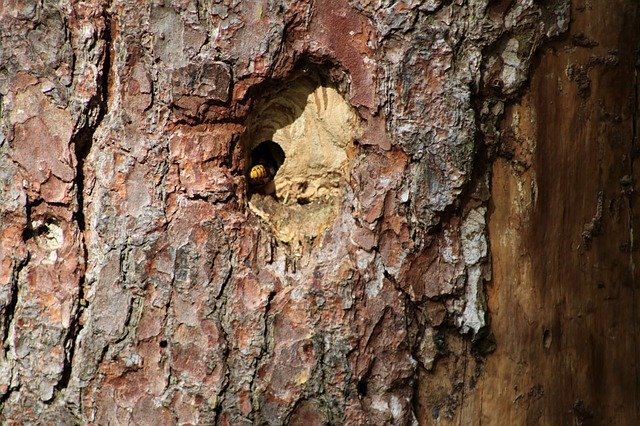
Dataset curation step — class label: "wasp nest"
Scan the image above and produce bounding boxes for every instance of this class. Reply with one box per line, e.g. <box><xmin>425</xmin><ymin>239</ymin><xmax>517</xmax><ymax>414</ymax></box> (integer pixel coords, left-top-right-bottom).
<box><xmin>244</xmin><ymin>71</ymin><xmax>361</xmax><ymax>249</ymax></box>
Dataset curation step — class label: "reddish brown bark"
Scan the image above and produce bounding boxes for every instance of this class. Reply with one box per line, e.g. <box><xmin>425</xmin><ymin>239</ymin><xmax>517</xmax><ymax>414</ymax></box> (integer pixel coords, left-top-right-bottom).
<box><xmin>0</xmin><ymin>0</ymin><xmax>637</xmax><ymax>424</ymax></box>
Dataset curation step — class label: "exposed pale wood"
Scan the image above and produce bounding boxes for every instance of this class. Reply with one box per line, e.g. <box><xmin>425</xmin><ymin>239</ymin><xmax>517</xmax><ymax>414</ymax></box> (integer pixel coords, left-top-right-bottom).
<box><xmin>467</xmin><ymin>1</ymin><xmax>640</xmax><ymax>423</ymax></box>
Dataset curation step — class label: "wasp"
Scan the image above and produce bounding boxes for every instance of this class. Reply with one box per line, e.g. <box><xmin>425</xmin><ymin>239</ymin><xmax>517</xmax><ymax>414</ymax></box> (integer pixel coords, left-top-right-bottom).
<box><xmin>249</xmin><ymin>163</ymin><xmax>275</xmax><ymax>186</ymax></box>
<box><xmin>248</xmin><ymin>140</ymin><xmax>286</xmax><ymax>188</ymax></box>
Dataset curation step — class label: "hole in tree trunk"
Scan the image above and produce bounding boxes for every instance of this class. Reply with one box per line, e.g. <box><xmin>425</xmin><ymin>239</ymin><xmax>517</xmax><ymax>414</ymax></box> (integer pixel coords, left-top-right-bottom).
<box><xmin>242</xmin><ymin>65</ymin><xmax>362</xmax><ymax>251</ymax></box>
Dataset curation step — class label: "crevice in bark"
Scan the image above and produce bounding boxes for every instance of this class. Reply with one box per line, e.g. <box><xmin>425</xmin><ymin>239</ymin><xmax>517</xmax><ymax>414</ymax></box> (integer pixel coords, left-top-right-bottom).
<box><xmin>73</xmin><ymin>10</ymin><xmax>112</xmax><ymax>234</ymax></box>
<box><xmin>250</xmin><ymin>289</ymin><xmax>276</xmax><ymax>416</ymax></box>
<box><xmin>183</xmin><ymin>192</ymin><xmax>233</xmax><ymax>204</ymax></box>
<box><xmin>2</xmin><ymin>253</ymin><xmax>30</xmax><ymax>352</ymax></box>
<box><xmin>114</xmin><ymin>295</ymin><xmax>137</xmax><ymax>345</ymax></box>
<box><xmin>212</xmin><ymin>329</ymin><xmax>230</xmax><ymax>423</ymax></box>
<box><xmin>355</xmin><ymin>359</ymin><xmax>375</xmax><ymax>416</ymax></box>
<box><xmin>170</xmin><ymin>115</ymin><xmax>247</xmax><ymax>127</ymax></box>
<box><xmin>156</xmin><ymin>247</ymin><xmax>180</xmax><ymax>409</ymax></box>
<box><xmin>0</xmin><ymin>384</ymin><xmax>20</xmax><ymax>416</ymax></box>
<box><xmin>55</xmin><ymin>9</ymin><xmax>113</xmax><ymax>397</ymax></box>
<box><xmin>21</xmin><ymin>198</ymin><xmax>45</xmax><ymax>241</ymax></box>
<box><xmin>470</xmin><ymin>326</ymin><xmax>496</xmax><ymax>357</ymax></box>
<box><xmin>214</xmin><ymin>252</ymin><xmax>234</xmax><ymax>300</ymax></box>
<box><xmin>456</xmin><ymin>338</ymin><xmax>469</xmax><ymax>420</ymax></box>
<box><xmin>0</xmin><ymin>254</ymin><xmax>29</xmax><ymax>417</ymax></box>
<box><xmin>314</xmin><ymin>335</ymin><xmax>327</xmax><ymax>396</ymax></box>
<box><xmin>212</xmin><ymin>264</ymin><xmax>233</xmax><ymax>422</ymax></box>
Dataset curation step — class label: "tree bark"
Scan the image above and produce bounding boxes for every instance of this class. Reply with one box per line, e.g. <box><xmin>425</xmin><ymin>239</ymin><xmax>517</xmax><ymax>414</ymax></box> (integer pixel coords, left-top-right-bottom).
<box><xmin>0</xmin><ymin>0</ymin><xmax>636</xmax><ymax>424</ymax></box>
<box><xmin>461</xmin><ymin>1</ymin><xmax>640</xmax><ymax>423</ymax></box>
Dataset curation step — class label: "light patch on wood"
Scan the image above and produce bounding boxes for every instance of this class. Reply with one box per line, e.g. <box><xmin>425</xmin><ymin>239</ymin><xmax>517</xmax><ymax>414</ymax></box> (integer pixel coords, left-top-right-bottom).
<box><xmin>244</xmin><ymin>73</ymin><xmax>362</xmax><ymax>250</ymax></box>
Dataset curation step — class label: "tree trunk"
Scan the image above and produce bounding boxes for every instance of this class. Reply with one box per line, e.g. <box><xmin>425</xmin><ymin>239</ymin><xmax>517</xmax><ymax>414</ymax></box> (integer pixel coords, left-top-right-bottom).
<box><xmin>0</xmin><ymin>0</ymin><xmax>636</xmax><ymax>424</ymax></box>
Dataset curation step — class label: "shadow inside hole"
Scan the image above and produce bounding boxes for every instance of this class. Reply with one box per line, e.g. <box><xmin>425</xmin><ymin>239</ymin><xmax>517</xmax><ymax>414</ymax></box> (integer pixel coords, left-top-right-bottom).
<box><xmin>357</xmin><ymin>378</ymin><xmax>368</xmax><ymax>397</ymax></box>
<box><xmin>22</xmin><ymin>217</ymin><xmax>57</xmax><ymax>241</ymax></box>
<box><xmin>22</xmin><ymin>223</ymin><xmax>45</xmax><ymax>241</ymax></box>
<box><xmin>248</xmin><ymin>140</ymin><xmax>286</xmax><ymax>196</ymax></box>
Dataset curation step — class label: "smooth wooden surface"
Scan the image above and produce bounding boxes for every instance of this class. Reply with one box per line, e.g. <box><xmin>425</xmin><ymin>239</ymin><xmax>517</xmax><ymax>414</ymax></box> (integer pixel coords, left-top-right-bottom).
<box><xmin>464</xmin><ymin>1</ymin><xmax>640</xmax><ymax>424</ymax></box>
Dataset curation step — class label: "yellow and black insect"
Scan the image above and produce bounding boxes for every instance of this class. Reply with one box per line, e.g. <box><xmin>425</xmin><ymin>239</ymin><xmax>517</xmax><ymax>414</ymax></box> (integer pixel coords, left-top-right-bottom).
<box><xmin>249</xmin><ymin>163</ymin><xmax>275</xmax><ymax>186</ymax></box>
<box><xmin>248</xmin><ymin>140</ymin><xmax>285</xmax><ymax>188</ymax></box>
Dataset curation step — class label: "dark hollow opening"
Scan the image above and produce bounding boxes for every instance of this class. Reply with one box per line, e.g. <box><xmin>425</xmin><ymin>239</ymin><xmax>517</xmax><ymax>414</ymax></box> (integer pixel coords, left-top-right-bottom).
<box><xmin>356</xmin><ymin>378</ymin><xmax>368</xmax><ymax>396</ymax></box>
<box><xmin>248</xmin><ymin>140</ymin><xmax>286</xmax><ymax>194</ymax></box>
<box><xmin>22</xmin><ymin>217</ymin><xmax>57</xmax><ymax>241</ymax></box>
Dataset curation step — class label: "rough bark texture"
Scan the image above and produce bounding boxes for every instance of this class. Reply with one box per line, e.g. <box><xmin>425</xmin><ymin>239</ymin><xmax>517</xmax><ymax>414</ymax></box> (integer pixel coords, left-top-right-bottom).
<box><xmin>0</xmin><ymin>0</ymin><xmax>635</xmax><ymax>424</ymax></box>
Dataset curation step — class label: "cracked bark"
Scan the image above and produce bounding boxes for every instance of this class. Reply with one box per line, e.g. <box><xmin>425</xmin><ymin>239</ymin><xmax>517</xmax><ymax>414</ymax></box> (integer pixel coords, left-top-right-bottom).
<box><xmin>0</xmin><ymin>0</ymin><xmax>637</xmax><ymax>424</ymax></box>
